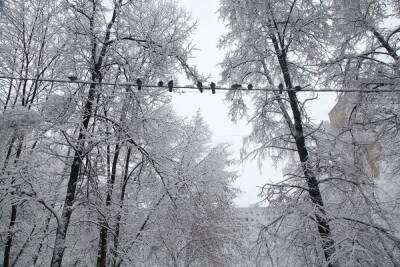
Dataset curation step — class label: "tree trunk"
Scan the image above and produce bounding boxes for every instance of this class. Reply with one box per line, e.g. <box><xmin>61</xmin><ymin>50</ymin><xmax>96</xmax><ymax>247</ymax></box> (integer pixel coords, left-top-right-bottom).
<box><xmin>291</xmin><ymin>120</ymin><xmax>336</xmax><ymax>263</ymax></box>
<box><xmin>3</xmin><ymin>138</ymin><xmax>24</xmax><ymax>267</ymax></box>
<box><xmin>284</xmin><ymin>66</ymin><xmax>335</xmax><ymax>266</ymax></box>
<box><xmin>3</xmin><ymin>205</ymin><xmax>18</xmax><ymax>267</ymax></box>
<box><xmin>97</xmin><ymin>143</ymin><xmax>121</xmax><ymax>267</ymax></box>
<box><xmin>112</xmin><ymin>147</ymin><xmax>131</xmax><ymax>267</ymax></box>
<box><xmin>97</xmin><ymin>81</ymin><xmax>132</xmax><ymax>266</ymax></box>
<box><xmin>50</xmin><ymin>82</ymin><xmax>97</xmax><ymax>267</ymax></box>
<box><xmin>269</xmin><ymin>29</ymin><xmax>336</xmax><ymax>264</ymax></box>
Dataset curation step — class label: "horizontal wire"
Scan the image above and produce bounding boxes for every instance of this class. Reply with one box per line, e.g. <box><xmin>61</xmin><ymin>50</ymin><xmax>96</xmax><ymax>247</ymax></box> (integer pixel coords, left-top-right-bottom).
<box><xmin>0</xmin><ymin>75</ymin><xmax>400</xmax><ymax>93</ymax></box>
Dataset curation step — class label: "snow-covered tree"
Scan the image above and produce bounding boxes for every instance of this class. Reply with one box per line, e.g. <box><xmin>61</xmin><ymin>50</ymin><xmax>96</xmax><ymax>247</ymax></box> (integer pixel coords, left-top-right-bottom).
<box><xmin>0</xmin><ymin>1</ymin><xmax>66</xmax><ymax>266</ymax></box>
<box><xmin>219</xmin><ymin>1</ymin><xmax>337</xmax><ymax>265</ymax></box>
<box><xmin>219</xmin><ymin>0</ymin><xmax>400</xmax><ymax>266</ymax></box>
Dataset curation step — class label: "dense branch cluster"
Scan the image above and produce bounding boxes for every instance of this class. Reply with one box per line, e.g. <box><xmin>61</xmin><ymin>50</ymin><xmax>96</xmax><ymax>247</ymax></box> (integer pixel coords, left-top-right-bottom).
<box><xmin>0</xmin><ymin>1</ymin><xmax>242</xmax><ymax>266</ymax></box>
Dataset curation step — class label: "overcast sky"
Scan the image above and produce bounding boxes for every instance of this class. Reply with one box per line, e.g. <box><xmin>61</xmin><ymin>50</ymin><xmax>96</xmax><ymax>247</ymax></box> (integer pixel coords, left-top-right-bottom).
<box><xmin>173</xmin><ymin>0</ymin><xmax>337</xmax><ymax>207</ymax></box>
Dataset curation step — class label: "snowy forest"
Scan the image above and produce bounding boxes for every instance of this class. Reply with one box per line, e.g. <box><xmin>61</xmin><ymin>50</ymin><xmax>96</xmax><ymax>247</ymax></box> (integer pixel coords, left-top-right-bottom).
<box><xmin>1</xmin><ymin>0</ymin><xmax>400</xmax><ymax>266</ymax></box>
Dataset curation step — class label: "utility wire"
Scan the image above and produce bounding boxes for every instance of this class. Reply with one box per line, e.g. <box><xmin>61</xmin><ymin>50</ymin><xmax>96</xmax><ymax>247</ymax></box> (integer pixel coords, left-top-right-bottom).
<box><xmin>1</xmin><ymin>75</ymin><xmax>400</xmax><ymax>93</ymax></box>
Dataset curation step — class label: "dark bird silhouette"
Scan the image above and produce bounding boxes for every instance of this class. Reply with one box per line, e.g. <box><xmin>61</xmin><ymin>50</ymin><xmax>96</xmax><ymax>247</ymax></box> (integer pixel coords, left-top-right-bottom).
<box><xmin>197</xmin><ymin>81</ymin><xmax>203</xmax><ymax>93</ymax></box>
<box><xmin>278</xmin><ymin>83</ymin><xmax>284</xmax><ymax>94</ymax></box>
<box><xmin>158</xmin><ymin>80</ymin><xmax>164</xmax><ymax>87</ymax></box>
<box><xmin>231</xmin><ymin>84</ymin><xmax>242</xmax><ymax>90</ymax></box>
<box><xmin>210</xmin><ymin>82</ymin><xmax>216</xmax><ymax>94</ymax></box>
<box><xmin>168</xmin><ymin>80</ymin><xmax>174</xmax><ymax>92</ymax></box>
<box><xmin>247</xmin><ymin>84</ymin><xmax>253</xmax><ymax>90</ymax></box>
<box><xmin>294</xmin><ymin>85</ymin><xmax>302</xmax><ymax>91</ymax></box>
<box><xmin>136</xmin><ymin>78</ymin><xmax>142</xmax><ymax>90</ymax></box>
<box><xmin>67</xmin><ymin>76</ymin><xmax>78</xmax><ymax>81</ymax></box>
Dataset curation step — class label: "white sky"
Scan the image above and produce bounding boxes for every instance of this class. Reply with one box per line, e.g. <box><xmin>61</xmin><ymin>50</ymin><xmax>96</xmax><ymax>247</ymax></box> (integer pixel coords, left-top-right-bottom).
<box><xmin>173</xmin><ymin>0</ymin><xmax>337</xmax><ymax>207</ymax></box>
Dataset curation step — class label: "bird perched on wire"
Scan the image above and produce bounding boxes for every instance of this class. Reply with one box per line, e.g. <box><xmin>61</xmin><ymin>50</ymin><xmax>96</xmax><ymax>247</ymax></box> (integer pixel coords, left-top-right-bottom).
<box><xmin>231</xmin><ymin>84</ymin><xmax>242</xmax><ymax>90</ymax></box>
<box><xmin>210</xmin><ymin>82</ymin><xmax>216</xmax><ymax>94</ymax></box>
<box><xmin>278</xmin><ymin>83</ymin><xmax>284</xmax><ymax>94</ymax></box>
<box><xmin>197</xmin><ymin>81</ymin><xmax>203</xmax><ymax>93</ymax></box>
<box><xmin>247</xmin><ymin>84</ymin><xmax>253</xmax><ymax>90</ymax></box>
<box><xmin>158</xmin><ymin>80</ymin><xmax>164</xmax><ymax>87</ymax></box>
<box><xmin>136</xmin><ymin>78</ymin><xmax>142</xmax><ymax>90</ymax></box>
<box><xmin>168</xmin><ymin>80</ymin><xmax>174</xmax><ymax>92</ymax></box>
<box><xmin>294</xmin><ymin>85</ymin><xmax>302</xmax><ymax>91</ymax></box>
<box><xmin>67</xmin><ymin>75</ymin><xmax>78</xmax><ymax>81</ymax></box>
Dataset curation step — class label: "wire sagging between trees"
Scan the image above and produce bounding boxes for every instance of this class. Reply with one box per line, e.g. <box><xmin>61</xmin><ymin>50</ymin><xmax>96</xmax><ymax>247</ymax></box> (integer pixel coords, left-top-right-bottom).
<box><xmin>0</xmin><ymin>75</ymin><xmax>399</xmax><ymax>93</ymax></box>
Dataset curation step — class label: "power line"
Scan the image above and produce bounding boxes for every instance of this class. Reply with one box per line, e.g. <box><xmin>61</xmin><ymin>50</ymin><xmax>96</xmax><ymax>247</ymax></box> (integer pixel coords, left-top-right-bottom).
<box><xmin>0</xmin><ymin>75</ymin><xmax>400</xmax><ymax>93</ymax></box>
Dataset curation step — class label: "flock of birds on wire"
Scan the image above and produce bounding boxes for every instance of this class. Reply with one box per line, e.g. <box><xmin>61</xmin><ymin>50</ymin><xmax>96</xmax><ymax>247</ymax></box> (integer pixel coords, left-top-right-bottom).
<box><xmin>66</xmin><ymin>75</ymin><xmax>303</xmax><ymax>94</ymax></box>
<box><xmin>132</xmin><ymin>79</ymin><xmax>301</xmax><ymax>94</ymax></box>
